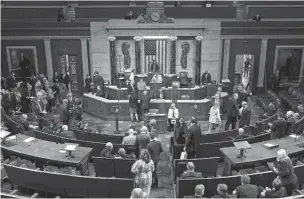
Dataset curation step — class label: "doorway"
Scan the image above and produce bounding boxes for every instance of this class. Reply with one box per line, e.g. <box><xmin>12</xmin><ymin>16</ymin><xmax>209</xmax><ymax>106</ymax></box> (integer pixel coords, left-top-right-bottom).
<box><xmin>58</xmin><ymin>54</ymin><xmax>80</xmax><ymax>94</ymax></box>
<box><xmin>234</xmin><ymin>54</ymin><xmax>255</xmax><ymax>93</ymax></box>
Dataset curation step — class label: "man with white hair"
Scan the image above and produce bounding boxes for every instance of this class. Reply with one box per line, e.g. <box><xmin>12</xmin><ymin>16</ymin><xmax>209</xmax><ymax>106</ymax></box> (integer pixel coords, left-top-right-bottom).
<box><xmin>100</xmin><ymin>142</ymin><xmax>114</xmax><ymax>158</ymax></box>
<box><xmin>122</xmin><ymin>128</ymin><xmax>136</xmax><ymax>145</ymax></box>
<box><xmin>225</xmin><ymin>93</ymin><xmax>239</xmax><ymax>130</ymax></box>
<box><xmin>60</xmin><ymin>125</ymin><xmax>76</xmax><ymax>139</ymax></box>
<box><xmin>231</xmin><ymin>128</ymin><xmax>249</xmax><ymax>141</ymax></box>
<box><xmin>135</xmin><ymin>126</ymin><xmax>150</xmax><ymax>154</ymax></box>
<box><xmin>286</xmin><ymin>110</ymin><xmax>295</xmax><ymax>135</ymax></box>
<box><xmin>239</xmin><ymin>101</ymin><xmax>251</xmax><ymax>128</ymax></box>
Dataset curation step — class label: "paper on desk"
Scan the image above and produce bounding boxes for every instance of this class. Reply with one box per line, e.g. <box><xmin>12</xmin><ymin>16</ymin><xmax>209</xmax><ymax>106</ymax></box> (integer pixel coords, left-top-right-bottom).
<box><xmin>6</xmin><ymin>135</ymin><xmax>17</xmax><ymax>140</ymax></box>
<box><xmin>65</xmin><ymin>144</ymin><xmax>78</xmax><ymax>151</ymax></box>
<box><xmin>24</xmin><ymin>137</ymin><xmax>35</xmax><ymax>143</ymax></box>
<box><xmin>59</xmin><ymin>150</ymin><xmax>66</xmax><ymax>153</ymax></box>
<box><xmin>289</xmin><ymin>134</ymin><xmax>299</xmax><ymax>138</ymax></box>
<box><xmin>0</xmin><ymin>130</ymin><xmax>11</xmax><ymax>139</ymax></box>
<box><xmin>264</xmin><ymin>143</ymin><xmax>274</xmax><ymax>147</ymax></box>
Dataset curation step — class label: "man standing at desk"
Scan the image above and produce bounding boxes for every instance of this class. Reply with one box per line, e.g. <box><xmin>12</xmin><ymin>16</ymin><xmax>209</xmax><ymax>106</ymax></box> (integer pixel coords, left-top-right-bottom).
<box><xmin>225</xmin><ymin>93</ymin><xmax>239</xmax><ymax>130</ymax></box>
<box><xmin>201</xmin><ymin>70</ymin><xmax>211</xmax><ymax>85</ymax></box>
<box><xmin>93</xmin><ymin>71</ymin><xmax>104</xmax><ymax>91</ymax></box>
<box><xmin>270</xmin><ymin>112</ymin><xmax>287</xmax><ymax>139</ymax></box>
<box><xmin>150</xmin><ymin>60</ymin><xmax>159</xmax><ymax>74</ymax></box>
<box><xmin>184</xmin><ymin>117</ymin><xmax>201</xmax><ymax>158</ymax></box>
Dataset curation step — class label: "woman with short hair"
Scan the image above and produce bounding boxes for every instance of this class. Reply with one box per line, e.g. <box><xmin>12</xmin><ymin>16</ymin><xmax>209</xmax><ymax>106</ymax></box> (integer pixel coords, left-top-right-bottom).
<box><xmin>272</xmin><ymin>149</ymin><xmax>298</xmax><ymax>196</ymax></box>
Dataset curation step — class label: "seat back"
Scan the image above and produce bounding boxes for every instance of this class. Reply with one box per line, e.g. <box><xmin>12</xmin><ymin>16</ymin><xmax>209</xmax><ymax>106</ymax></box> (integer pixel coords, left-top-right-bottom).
<box><xmin>93</xmin><ymin>157</ymin><xmax>135</xmax><ymax>178</ymax></box>
<box><xmin>4</xmin><ymin>163</ymin><xmax>134</xmax><ymax>198</ymax></box>
<box><xmin>173</xmin><ymin>157</ymin><xmax>220</xmax><ymax>183</ymax></box>
<box><xmin>177</xmin><ymin>164</ymin><xmax>304</xmax><ymax>198</ymax></box>
<box><xmin>73</xmin><ymin>129</ymin><xmax>123</xmax><ymax>144</ymax></box>
<box><xmin>93</xmin><ymin>157</ymin><xmax>114</xmax><ymax>177</ymax></box>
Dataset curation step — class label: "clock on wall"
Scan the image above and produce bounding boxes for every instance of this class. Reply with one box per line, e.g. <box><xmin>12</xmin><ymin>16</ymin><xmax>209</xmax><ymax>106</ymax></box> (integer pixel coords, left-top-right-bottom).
<box><xmin>150</xmin><ymin>12</ymin><xmax>161</xmax><ymax>22</ymax></box>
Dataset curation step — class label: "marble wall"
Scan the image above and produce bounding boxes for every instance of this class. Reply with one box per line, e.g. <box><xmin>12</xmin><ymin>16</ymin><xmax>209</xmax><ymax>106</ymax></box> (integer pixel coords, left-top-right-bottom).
<box><xmin>175</xmin><ymin>40</ymin><xmax>196</xmax><ymax>78</ymax></box>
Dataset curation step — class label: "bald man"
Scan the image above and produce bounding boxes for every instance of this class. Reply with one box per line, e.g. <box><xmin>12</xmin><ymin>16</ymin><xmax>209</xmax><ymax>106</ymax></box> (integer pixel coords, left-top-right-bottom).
<box><xmin>135</xmin><ymin>126</ymin><xmax>150</xmax><ymax>154</ymax></box>
<box><xmin>180</xmin><ymin>162</ymin><xmax>202</xmax><ymax>179</ymax></box>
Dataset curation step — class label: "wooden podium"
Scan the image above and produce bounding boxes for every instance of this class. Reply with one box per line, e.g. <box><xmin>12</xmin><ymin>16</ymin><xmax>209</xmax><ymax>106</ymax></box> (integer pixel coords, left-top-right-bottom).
<box><xmin>150</xmin><ymin>82</ymin><xmax>162</xmax><ymax>90</ymax></box>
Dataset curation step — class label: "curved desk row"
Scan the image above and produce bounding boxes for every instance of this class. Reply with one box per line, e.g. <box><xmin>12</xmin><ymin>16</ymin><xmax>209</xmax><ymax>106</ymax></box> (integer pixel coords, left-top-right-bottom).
<box><xmin>83</xmin><ymin>93</ymin><xmax>229</xmax><ymax>121</ymax></box>
<box><xmin>104</xmin><ymin>84</ymin><xmax>221</xmax><ymax>100</ymax></box>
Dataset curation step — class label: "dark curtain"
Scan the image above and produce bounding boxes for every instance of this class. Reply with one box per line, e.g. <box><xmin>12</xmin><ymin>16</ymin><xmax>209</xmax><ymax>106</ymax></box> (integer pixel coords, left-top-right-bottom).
<box><xmin>135</xmin><ymin>40</ymin><xmax>141</xmax><ymax>74</ymax></box>
<box><xmin>110</xmin><ymin>40</ymin><xmax>116</xmax><ymax>85</ymax></box>
<box><xmin>170</xmin><ymin>40</ymin><xmax>176</xmax><ymax>74</ymax></box>
<box><xmin>195</xmin><ymin>40</ymin><xmax>202</xmax><ymax>85</ymax></box>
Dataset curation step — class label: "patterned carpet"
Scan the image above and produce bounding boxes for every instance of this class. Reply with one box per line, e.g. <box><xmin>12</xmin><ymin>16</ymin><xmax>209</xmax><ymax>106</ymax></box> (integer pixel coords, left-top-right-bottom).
<box><xmin>48</xmin><ymin>96</ymin><xmax>263</xmax><ymax>198</ymax></box>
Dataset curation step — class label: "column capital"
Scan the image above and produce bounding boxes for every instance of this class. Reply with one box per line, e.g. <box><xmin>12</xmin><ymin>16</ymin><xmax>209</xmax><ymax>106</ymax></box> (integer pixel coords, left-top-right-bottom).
<box><xmin>108</xmin><ymin>36</ymin><xmax>116</xmax><ymax>41</ymax></box>
<box><xmin>195</xmin><ymin>36</ymin><xmax>204</xmax><ymax>41</ymax></box>
<box><xmin>133</xmin><ymin>36</ymin><xmax>142</xmax><ymax>41</ymax></box>
<box><xmin>168</xmin><ymin>36</ymin><xmax>178</xmax><ymax>41</ymax></box>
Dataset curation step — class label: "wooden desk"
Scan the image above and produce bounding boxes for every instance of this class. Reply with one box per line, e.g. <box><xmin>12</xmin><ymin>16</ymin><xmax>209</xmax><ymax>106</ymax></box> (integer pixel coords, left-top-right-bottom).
<box><xmin>83</xmin><ymin>94</ymin><xmax>215</xmax><ymax>121</ymax></box>
<box><xmin>145</xmin><ymin>113</ymin><xmax>167</xmax><ymax>134</ymax></box>
<box><xmin>220</xmin><ymin>135</ymin><xmax>304</xmax><ymax>176</ymax></box>
<box><xmin>1</xmin><ymin>134</ymin><xmax>92</xmax><ymax>175</ymax></box>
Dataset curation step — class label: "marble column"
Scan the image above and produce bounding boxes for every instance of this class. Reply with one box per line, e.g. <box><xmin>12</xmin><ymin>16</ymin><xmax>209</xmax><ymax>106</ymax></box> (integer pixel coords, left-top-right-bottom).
<box><xmin>81</xmin><ymin>38</ymin><xmax>89</xmax><ymax>84</ymax></box>
<box><xmin>134</xmin><ymin>36</ymin><xmax>142</xmax><ymax>74</ymax></box>
<box><xmin>222</xmin><ymin>39</ymin><xmax>231</xmax><ymax>79</ymax></box>
<box><xmin>88</xmin><ymin>38</ymin><xmax>93</xmax><ymax>75</ymax></box>
<box><xmin>195</xmin><ymin>36</ymin><xmax>203</xmax><ymax>85</ymax></box>
<box><xmin>108</xmin><ymin>36</ymin><xmax>116</xmax><ymax>85</ymax></box>
<box><xmin>233</xmin><ymin>1</ymin><xmax>246</xmax><ymax>20</ymax></box>
<box><xmin>169</xmin><ymin>36</ymin><xmax>177</xmax><ymax>74</ymax></box>
<box><xmin>44</xmin><ymin>39</ymin><xmax>53</xmax><ymax>81</ymax></box>
<box><xmin>257</xmin><ymin>39</ymin><xmax>268</xmax><ymax>88</ymax></box>
<box><xmin>140</xmin><ymin>39</ymin><xmax>145</xmax><ymax>74</ymax></box>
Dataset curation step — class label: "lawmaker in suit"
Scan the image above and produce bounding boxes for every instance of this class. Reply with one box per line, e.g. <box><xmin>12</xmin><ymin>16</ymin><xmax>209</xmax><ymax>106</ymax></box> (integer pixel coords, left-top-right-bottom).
<box><xmin>201</xmin><ymin>70</ymin><xmax>211</xmax><ymax>85</ymax></box>
<box><xmin>184</xmin><ymin>184</ymin><xmax>206</xmax><ymax>198</ymax></box>
<box><xmin>127</xmin><ymin>80</ymin><xmax>137</xmax><ymax>97</ymax></box>
<box><xmin>174</xmin><ymin>117</ymin><xmax>188</xmax><ymax>144</ymax></box>
<box><xmin>270</xmin><ymin>112</ymin><xmax>287</xmax><ymax>139</ymax></box>
<box><xmin>147</xmin><ymin>131</ymin><xmax>163</xmax><ymax>188</ymax></box>
<box><xmin>135</xmin><ymin>126</ymin><xmax>150</xmax><ymax>154</ymax></box>
<box><xmin>19</xmin><ymin>53</ymin><xmax>31</xmax><ymax>78</ymax></box>
<box><xmin>150</xmin><ymin>60</ymin><xmax>159</xmax><ymax>74</ymax></box>
<box><xmin>168</xmin><ymin>103</ymin><xmax>179</xmax><ymax>132</ymax></box>
<box><xmin>185</xmin><ymin>117</ymin><xmax>201</xmax><ymax>158</ymax></box>
<box><xmin>180</xmin><ymin>162</ymin><xmax>202</xmax><ymax>179</ymax></box>
<box><xmin>140</xmin><ymin>90</ymin><xmax>150</xmax><ymax>121</ymax></box>
<box><xmin>225</xmin><ymin>93</ymin><xmax>239</xmax><ymax>130</ymax></box>
<box><xmin>95</xmin><ymin>85</ymin><xmax>104</xmax><ymax>97</ymax></box>
<box><xmin>272</xmin><ymin>149</ymin><xmax>298</xmax><ymax>196</ymax></box>
<box><xmin>234</xmin><ymin>175</ymin><xmax>259</xmax><ymax>198</ymax></box>
<box><xmin>60</xmin><ymin>125</ymin><xmax>76</xmax><ymax>139</ymax></box>
<box><xmin>60</xmin><ymin>99</ymin><xmax>69</xmax><ymax>125</ymax></box>
<box><xmin>239</xmin><ymin>101</ymin><xmax>251</xmax><ymax>128</ymax></box>
<box><xmin>93</xmin><ymin>71</ymin><xmax>105</xmax><ymax>90</ymax></box>
<box><xmin>6</xmin><ymin>72</ymin><xmax>17</xmax><ymax>90</ymax></box>
<box><xmin>262</xmin><ymin>178</ymin><xmax>287</xmax><ymax>198</ymax></box>
<box><xmin>212</xmin><ymin>184</ymin><xmax>232</xmax><ymax>198</ymax></box>
<box><xmin>286</xmin><ymin>111</ymin><xmax>295</xmax><ymax>135</ymax></box>
<box><xmin>100</xmin><ymin>142</ymin><xmax>115</xmax><ymax>158</ymax></box>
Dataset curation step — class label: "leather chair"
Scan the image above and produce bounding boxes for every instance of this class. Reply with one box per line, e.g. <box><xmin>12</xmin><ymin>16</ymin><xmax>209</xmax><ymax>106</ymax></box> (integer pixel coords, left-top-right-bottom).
<box><xmin>179</xmin><ymin>72</ymin><xmax>189</xmax><ymax>88</ymax></box>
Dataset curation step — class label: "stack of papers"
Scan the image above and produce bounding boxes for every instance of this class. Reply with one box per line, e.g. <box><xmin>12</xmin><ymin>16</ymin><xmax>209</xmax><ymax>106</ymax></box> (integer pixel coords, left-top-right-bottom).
<box><xmin>65</xmin><ymin>144</ymin><xmax>78</xmax><ymax>151</ymax></box>
<box><xmin>264</xmin><ymin>143</ymin><xmax>274</xmax><ymax>147</ymax></box>
<box><xmin>6</xmin><ymin>135</ymin><xmax>17</xmax><ymax>140</ymax></box>
<box><xmin>24</xmin><ymin>137</ymin><xmax>35</xmax><ymax>143</ymax></box>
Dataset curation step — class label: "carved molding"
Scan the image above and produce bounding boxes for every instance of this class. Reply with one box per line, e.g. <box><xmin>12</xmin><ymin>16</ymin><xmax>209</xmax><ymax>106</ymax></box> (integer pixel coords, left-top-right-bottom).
<box><xmin>195</xmin><ymin>36</ymin><xmax>204</xmax><ymax>41</ymax></box>
<box><xmin>1</xmin><ymin>36</ymin><xmax>90</xmax><ymax>40</ymax></box>
<box><xmin>108</xmin><ymin>36</ymin><xmax>116</xmax><ymax>41</ymax></box>
<box><xmin>221</xmin><ymin>35</ymin><xmax>304</xmax><ymax>39</ymax></box>
<box><xmin>133</xmin><ymin>36</ymin><xmax>142</xmax><ymax>41</ymax></box>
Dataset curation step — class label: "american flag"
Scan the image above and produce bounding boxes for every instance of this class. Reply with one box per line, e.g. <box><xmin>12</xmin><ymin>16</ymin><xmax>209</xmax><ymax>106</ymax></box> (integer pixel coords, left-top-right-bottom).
<box><xmin>144</xmin><ymin>39</ymin><xmax>167</xmax><ymax>74</ymax></box>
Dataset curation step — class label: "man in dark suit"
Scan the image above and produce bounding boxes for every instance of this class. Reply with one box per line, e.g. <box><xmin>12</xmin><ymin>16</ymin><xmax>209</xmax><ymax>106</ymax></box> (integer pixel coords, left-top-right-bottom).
<box><xmin>135</xmin><ymin>126</ymin><xmax>150</xmax><ymax>154</ymax></box>
<box><xmin>6</xmin><ymin>71</ymin><xmax>17</xmax><ymax>90</ymax></box>
<box><xmin>127</xmin><ymin>80</ymin><xmax>137</xmax><ymax>97</ymax></box>
<box><xmin>201</xmin><ymin>70</ymin><xmax>211</xmax><ymax>85</ymax></box>
<box><xmin>60</xmin><ymin>99</ymin><xmax>69</xmax><ymax>125</ymax></box>
<box><xmin>140</xmin><ymin>90</ymin><xmax>150</xmax><ymax>121</ymax></box>
<box><xmin>234</xmin><ymin>175</ymin><xmax>259</xmax><ymax>198</ymax></box>
<box><xmin>185</xmin><ymin>117</ymin><xmax>201</xmax><ymax>158</ymax></box>
<box><xmin>252</xmin><ymin>13</ymin><xmax>262</xmax><ymax>21</ymax></box>
<box><xmin>129</xmin><ymin>92</ymin><xmax>139</xmax><ymax>122</ymax></box>
<box><xmin>180</xmin><ymin>162</ymin><xmax>202</xmax><ymax>179</ymax></box>
<box><xmin>262</xmin><ymin>178</ymin><xmax>287</xmax><ymax>198</ymax></box>
<box><xmin>60</xmin><ymin>125</ymin><xmax>76</xmax><ymax>139</ymax></box>
<box><xmin>19</xmin><ymin>53</ymin><xmax>31</xmax><ymax>78</ymax></box>
<box><xmin>270</xmin><ymin>112</ymin><xmax>287</xmax><ymax>139</ymax></box>
<box><xmin>147</xmin><ymin>131</ymin><xmax>163</xmax><ymax>188</ymax></box>
<box><xmin>151</xmin><ymin>60</ymin><xmax>159</xmax><ymax>74</ymax></box>
<box><xmin>100</xmin><ymin>142</ymin><xmax>115</xmax><ymax>158</ymax></box>
<box><xmin>95</xmin><ymin>85</ymin><xmax>104</xmax><ymax>97</ymax></box>
<box><xmin>239</xmin><ymin>101</ymin><xmax>251</xmax><ymax>128</ymax></box>
<box><xmin>93</xmin><ymin>71</ymin><xmax>105</xmax><ymax>91</ymax></box>
<box><xmin>225</xmin><ymin>93</ymin><xmax>239</xmax><ymax>130</ymax></box>
<box><xmin>184</xmin><ymin>184</ymin><xmax>206</xmax><ymax>198</ymax></box>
